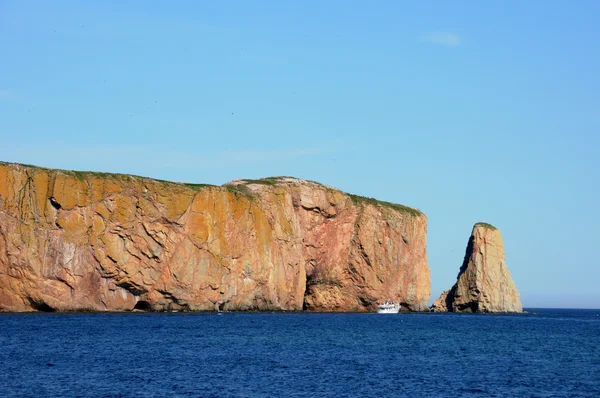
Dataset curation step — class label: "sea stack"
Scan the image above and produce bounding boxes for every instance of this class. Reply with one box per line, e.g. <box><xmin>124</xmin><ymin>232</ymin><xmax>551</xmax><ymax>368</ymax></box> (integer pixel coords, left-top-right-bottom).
<box><xmin>431</xmin><ymin>223</ymin><xmax>522</xmax><ymax>313</ymax></box>
<box><xmin>0</xmin><ymin>162</ymin><xmax>430</xmax><ymax>312</ymax></box>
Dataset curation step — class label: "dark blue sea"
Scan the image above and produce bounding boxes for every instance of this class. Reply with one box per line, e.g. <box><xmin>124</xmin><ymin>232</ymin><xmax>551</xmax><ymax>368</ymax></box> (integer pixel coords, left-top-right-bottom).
<box><xmin>1</xmin><ymin>309</ymin><xmax>599</xmax><ymax>397</ymax></box>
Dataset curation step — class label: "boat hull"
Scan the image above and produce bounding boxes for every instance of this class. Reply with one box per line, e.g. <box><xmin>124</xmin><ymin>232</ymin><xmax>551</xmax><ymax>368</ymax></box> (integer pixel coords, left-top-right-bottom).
<box><xmin>377</xmin><ymin>304</ymin><xmax>401</xmax><ymax>314</ymax></box>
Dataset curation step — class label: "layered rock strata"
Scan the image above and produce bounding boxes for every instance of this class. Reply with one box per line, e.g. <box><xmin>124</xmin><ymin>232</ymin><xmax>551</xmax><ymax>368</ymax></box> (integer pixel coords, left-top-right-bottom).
<box><xmin>0</xmin><ymin>162</ymin><xmax>430</xmax><ymax>312</ymax></box>
<box><xmin>431</xmin><ymin>223</ymin><xmax>522</xmax><ymax>313</ymax></box>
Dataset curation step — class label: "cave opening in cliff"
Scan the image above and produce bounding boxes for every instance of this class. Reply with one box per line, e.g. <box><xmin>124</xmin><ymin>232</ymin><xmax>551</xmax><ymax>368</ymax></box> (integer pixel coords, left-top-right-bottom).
<box><xmin>49</xmin><ymin>197</ymin><xmax>61</xmax><ymax>210</ymax></box>
<box><xmin>29</xmin><ymin>300</ymin><xmax>55</xmax><ymax>312</ymax></box>
<box><xmin>133</xmin><ymin>300</ymin><xmax>152</xmax><ymax>311</ymax></box>
<box><xmin>456</xmin><ymin>301</ymin><xmax>479</xmax><ymax>313</ymax></box>
<box><xmin>303</xmin><ymin>273</ymin><xmax>316</xmax><ymax>310</ymax></box>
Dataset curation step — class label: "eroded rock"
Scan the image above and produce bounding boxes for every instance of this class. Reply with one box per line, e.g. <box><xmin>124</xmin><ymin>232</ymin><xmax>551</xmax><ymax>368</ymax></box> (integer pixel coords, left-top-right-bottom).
<box><xmin>0</xmin><ymin>162</ymin><xmax>431</xmax><ymax>312</ymax></box>
<box><xmin>431</xmin><ymin>223</ymin><xmax>522</xmax><ymax>313</ymax></box>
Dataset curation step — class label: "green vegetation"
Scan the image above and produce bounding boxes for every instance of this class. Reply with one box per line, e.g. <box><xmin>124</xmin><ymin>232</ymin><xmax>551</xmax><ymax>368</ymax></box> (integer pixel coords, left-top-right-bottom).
<box><xmin>1</xmin><ymin>161</ymin><xmax>35</xmax><ymax>168</ymax></box>
<box><xmin>475</xmin><ymin>222</ymin><xmax>497</xmax><ymax>230</ymax></box>
<box><xmin>183</xmin><ymin>183</ymin><xmax>217</xmax><ymax>191</ymax></box>
<box><xmin>238</xmin><ymin>176</ymin><xmax>329</xmax><ymax>188</ymax></box>
<box><xmin>2</xmin><ymin>162</ymin><xmax>422</xmax><ymax>213</ymax></box>
<box><xmin>236</xmin><ymin>176</ymin><xmax>421</xmax><ymax>217</ymax></box>
<box><xmin>66</xmin><ymin>170</ymin><xmax>217</xmax><ymax>192</ymax></box>
<box><xmin>239</xmin><ymin>176</ymin><xmax>295</xmax><ymax>186</ymax></box>
<box><xmin>67</xmin><ymin>169</ymin><xmax>135</xmax><ymax>181</ymax></box>
<box><xmin>224</xmin><ymin>176</ymin><xmax>329</xmax><ymax>199</ymax></box>
<box><xmin>237</xmin><ymin>177</ymin><xmax>421</xmax><ymax>216</ymax></box>
<box><xmin>347</xmin><ymin>194</ymin><xmax>422</xmax><ymax>217</ymax></box>
<box><xmin>3</xmin><ymin>161</ymin><xmax>215</xmax><ymax>191</ymax></box>
<box><xmin>225</xmin><ymin>184</ymin><xmax>254</xmax><ymax>198</ymax></box>
<box><xmin>239</xmin><ymin>177</ymin><xmax>281</xmax><ymax>186</ymax></box>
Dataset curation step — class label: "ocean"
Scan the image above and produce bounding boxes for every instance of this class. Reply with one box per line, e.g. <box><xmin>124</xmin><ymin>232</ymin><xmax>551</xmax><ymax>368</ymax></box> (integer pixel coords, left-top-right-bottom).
<box><xmin>1</xmin><ymin>309</ymin><xmax>598</xmax><ymax>397</ymax></box>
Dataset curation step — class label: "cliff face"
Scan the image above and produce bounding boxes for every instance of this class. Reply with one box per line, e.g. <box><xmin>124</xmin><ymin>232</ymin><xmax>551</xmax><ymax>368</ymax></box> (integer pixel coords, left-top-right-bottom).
<box><xmin>0</xmin><ymin>162</ymin><xmax>430</xmax><ymax>312</ymax></box>
<box><xmin>430</xmin><ymin>289</ymin><xmax>450</xmax><ymax>312</ymax></box>
<box><xmin>431</xmin><ymin>223</ymin><xmax>522</xmax><ymax>313</ymax></box>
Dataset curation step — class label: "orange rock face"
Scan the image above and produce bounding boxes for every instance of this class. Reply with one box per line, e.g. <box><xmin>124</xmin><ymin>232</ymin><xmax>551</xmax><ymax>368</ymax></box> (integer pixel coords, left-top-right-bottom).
<box><xmin>431</xmin><ymin>223</ymin><xmax>522</xmax><ymax>313</ymax></box>
<box><xmin>0</xmin><ymin>163</ymin><xmax>430</xmax><ymax>312</ymax></box>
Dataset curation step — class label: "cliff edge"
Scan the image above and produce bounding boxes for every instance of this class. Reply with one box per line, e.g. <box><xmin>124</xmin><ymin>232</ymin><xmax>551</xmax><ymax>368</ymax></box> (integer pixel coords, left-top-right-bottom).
<box><xmin>0</xmin><ymin>162</ymin><xmax>430</xmax><ymax>312</ymax></box>
<box><xmin>431</xmin><ymin>223</ymin><xmax>522</xmax><ymax>313</ymax></box>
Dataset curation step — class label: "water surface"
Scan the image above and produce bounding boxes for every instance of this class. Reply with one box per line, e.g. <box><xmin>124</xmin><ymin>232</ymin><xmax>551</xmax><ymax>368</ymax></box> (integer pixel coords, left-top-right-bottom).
<box><xmin>1</xmin><ymin>309</ymin><xmax>598</xmax><ymax>397</ymax></box>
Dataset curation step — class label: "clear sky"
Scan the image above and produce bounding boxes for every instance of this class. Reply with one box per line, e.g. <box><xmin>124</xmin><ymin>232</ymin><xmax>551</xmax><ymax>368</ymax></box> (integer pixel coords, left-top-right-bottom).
<box><xmin>1</xmin><ymin>1</ymin><xmax>599</xmax><ymax>308</ymax></box>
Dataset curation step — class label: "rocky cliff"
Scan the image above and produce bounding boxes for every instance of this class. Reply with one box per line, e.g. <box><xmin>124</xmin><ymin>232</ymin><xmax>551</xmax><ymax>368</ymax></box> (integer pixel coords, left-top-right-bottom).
<box><xmin>0</xmin><ymin>162</ymin><xmax>430</xmax><ymax>312</ymax></box>
<box><xmin>431</xmin><ymin>223</ymin><xmax>522</xmax><ymax>313</ymax></box>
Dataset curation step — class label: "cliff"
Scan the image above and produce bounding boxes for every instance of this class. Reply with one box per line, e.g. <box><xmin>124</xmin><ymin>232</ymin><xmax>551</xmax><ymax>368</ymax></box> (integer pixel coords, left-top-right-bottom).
<box><xmin>431</xmin><ymin>223</ymin><xmax>522</xmax><ymax>313</ymax></box>
<box><xmin>0</xmin><ymin>162</ymin><xmax>430</xmax><ymax>312</ymax></box>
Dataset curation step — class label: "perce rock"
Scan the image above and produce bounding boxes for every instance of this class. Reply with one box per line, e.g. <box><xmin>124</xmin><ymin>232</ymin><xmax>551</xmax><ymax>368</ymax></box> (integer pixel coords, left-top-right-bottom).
<box><xmin>431</xmin><ymin>223</ymin><xmax>522</xmax><ymax>313</ymax></box>
<box><xmin>0</xmin><ymin>162</ymin><xmax>430</xmax><ymax>312</ymax></box>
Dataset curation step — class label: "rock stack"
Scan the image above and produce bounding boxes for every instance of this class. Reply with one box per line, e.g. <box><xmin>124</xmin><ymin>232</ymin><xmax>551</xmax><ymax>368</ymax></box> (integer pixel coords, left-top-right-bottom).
<box><xmin>431</xmin><ymin>223</ymin><xmax>522</xmax><ymax>313</ymax></box>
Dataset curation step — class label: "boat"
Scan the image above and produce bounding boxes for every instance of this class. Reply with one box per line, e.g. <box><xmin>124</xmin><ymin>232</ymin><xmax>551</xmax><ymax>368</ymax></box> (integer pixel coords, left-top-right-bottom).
<box><xmin>377</xmin><ymin>300</ymin><xmax>401</xmax><ymax>314</ymax></box>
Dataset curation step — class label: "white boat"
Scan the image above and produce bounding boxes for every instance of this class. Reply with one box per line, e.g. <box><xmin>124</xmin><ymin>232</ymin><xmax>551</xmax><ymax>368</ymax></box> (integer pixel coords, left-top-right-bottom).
<box><xmin>377</xmin><ymin>300</ymin><xmax>401</xmax><ymax>314</ymax></box>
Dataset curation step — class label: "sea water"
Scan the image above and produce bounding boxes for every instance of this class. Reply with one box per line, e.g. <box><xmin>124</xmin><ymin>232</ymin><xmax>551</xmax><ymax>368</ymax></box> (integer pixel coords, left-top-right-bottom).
<box><xmin>1</xmin><ymin>309</ymin><xmax>598</xmax><ymax>397</ymax></box>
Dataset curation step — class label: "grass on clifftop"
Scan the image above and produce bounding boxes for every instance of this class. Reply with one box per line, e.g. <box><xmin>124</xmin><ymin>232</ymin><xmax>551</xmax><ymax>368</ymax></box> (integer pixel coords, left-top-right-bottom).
<box><xmin>1</xmin><ymin>161</ymin><xmax>216</xmax><ymax>191</ymax></box>
<box><xmin>225</xmin><ymin>177</ymin><xmax>302</xmax><ymax>198</ymax></box>
<box><xmin>225</xmin><ymin>184</ymin><xmax>254</xmax><ymax>198</ymax></box>
<box><xmin>3</xmin><ymin>162</ymin><xmax>422</xmax><ymax>212</ymax></box>
<box><xmin>348</xmin><ymin>194</ymin><xmax>422</xmax><ymax>217</ymax></box>
<box><xmin>239</xmin><ymin>177</ymin><xmax>291</xmax><ymax>186</ymax></box>
<box><xmin>475</xmin><ymin>222</ymin><xmax>497</xmax><ymax>230</ymax></box>
<box><xmin>238</xmin><ymin>176</ymin><xmax>336</xmax><ymax>188</ymax></box>
<box><xmin>238</xmin><ymin>176</ymin><xmax>326</xmax><ymax>187</ymax></box>
<box><xmin>66</xmin><ymin>170</ymin><xmax>218</xmax><ymax>191</ymax></box>
<box><xmin>238</xmin><ymin>177</ymin><xmax>421</xmax><ymax>216</ymax></box>
<box><xmin>182</xmin><ymin>183</ymin><xmax>217</xmax><ymax>190</ymax></box>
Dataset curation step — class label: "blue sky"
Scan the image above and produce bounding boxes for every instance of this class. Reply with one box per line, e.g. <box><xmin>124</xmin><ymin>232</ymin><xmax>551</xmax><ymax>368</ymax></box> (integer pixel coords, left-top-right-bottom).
<box><xmin>1</xmin><ymin>1</ymin><xmax>599</xmax><ymax>308</ymax></box>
